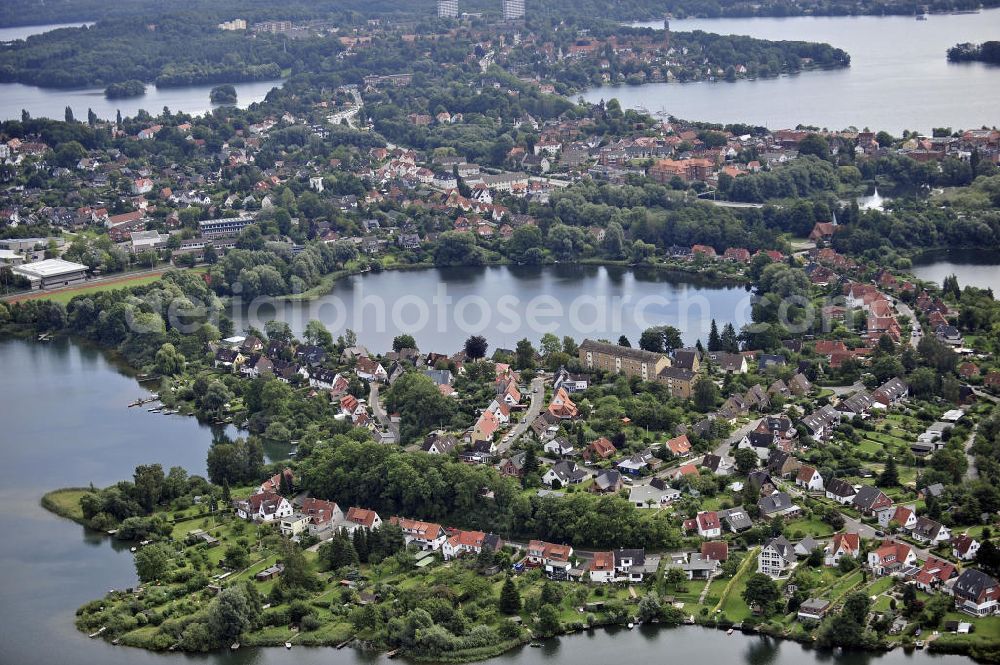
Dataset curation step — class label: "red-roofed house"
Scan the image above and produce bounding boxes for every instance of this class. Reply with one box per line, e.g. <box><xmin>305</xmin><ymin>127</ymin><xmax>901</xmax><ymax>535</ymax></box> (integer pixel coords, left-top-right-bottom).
<box><xmin>442</xmin><ymin>529</ymin><xmax>487</xmax><ymax>560</ymax></box>
<box><xmin>588</xmin><ymin>550</ymin><xmax>616</xmax><ymax>583</ymax></box>
<box><xmin>867</xmin><ymin>540</ymin><xmax>915</xmax><ymax>576</ymax></box>
<box><xmin>583</xmin><ymin>437</ymin><xmax>617</xmax><ymax>462</ymax></box>
<box><xmin>391</xmin><ymin>516</ymin><xmax>447</xmax><ymax>550</ymax></box>
<box><xmin>913</xmin><ymin>556</ymin><xmax>957</xmax><ymax>592</ymax></box>
<box><xmin>345</xmin><ymin>506</ymin><xmax>382</xmax><ymax>531</ymax></box>
<box><xmin>696</xmin><ymin>511</ymin><xmax>722</xmax><ymax>538</ymax></box>
<box><xmin>234</xmin><ymin>491</ymin><xmax>293</xmax><ymax>522</ymax></box>
<box><xmin>877</xmin><ymin>505</ymin><xmax>917</xmax><ymax>530</ymax></box>
<box><xmin>259</xmin><ymin>468</ymin><xmax>294</xmax><ymax>494</ymax></box>
<box><xmin>824</xmin><ymin>532</ymin><xmax>860</xmax><ymax>566</ymax></box>
<box><xmin>701</xmin><ymin>541</ymin><xmax>729</xmax><ymax>561</ymax></box>
<box><xmin>526</xmin><ymin>540</ymin><xmax>574</xmax><ymax>578</ymax></box>
<box><xmin>665</xmin><ymin>434</ymin><xmax>691</xmax><ymax>457</ymax></box>
<box><xmin>548</xmin><ymin>387</ymin><xmax>579</xmax><ymax>419</ymax></box>
<box><xmin>795</xmin><ymin>465</ymin><xmax>824</xmax><ymax>491</ymax></box>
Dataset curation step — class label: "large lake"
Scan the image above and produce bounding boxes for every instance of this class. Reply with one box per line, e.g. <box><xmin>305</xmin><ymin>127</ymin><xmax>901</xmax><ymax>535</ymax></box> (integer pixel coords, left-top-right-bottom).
<box><xmin>229</xmin><ymin>264</ymin><xmax>754</xmax><ymax>354</ymax></box>
<box><xmin>0</xmin><ymin>78</ymin><xmax>284</xmax><ymax>122</ymax></box>
<box><xmin>0</xmin><ymin>22</ymin><xmax>283</xmax><ymax>121</ymax></box>
<box><xmin>580</xmin><ymin>11</ymin><xmax>1000</xmax><ymax>133</ymax></box>
<box><xmin>912</xmin><ymin>249</ymin><xmax>1000</xmax><ymax>295</ymax></box>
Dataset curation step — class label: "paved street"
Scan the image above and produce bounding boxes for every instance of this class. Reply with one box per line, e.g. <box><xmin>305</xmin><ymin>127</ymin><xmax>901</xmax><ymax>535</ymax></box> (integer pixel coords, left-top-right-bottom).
<box><xmin>894</xmin><ymin>300</ymin><xmax>921</xmax><ymax>349</ymax></box>
<box><xmin>497</xmin><ymin>376</ymin><xmax>545</xmax><ymax>455</ymax></box>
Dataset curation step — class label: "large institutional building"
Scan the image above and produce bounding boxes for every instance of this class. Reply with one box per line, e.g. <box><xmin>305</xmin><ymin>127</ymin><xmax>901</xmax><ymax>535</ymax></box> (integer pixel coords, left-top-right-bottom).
<box><xmin>502</xmin><ymin>0</ymin><xmax>525</xmax><ymax>21</ymax></box>
<box><xmin>578</xmin><ymin>339</ymin><xmax>670</xmax><ymax>382</ymax></box>
<box><xmin>437</xmin><ymin>0</ymin><xmax>459</xmax><ymax>18</ymax></box>
<box><xmin>13</xmin><ymin>258</ymin><xmax>89</xmax><ymax>290</ymax></box>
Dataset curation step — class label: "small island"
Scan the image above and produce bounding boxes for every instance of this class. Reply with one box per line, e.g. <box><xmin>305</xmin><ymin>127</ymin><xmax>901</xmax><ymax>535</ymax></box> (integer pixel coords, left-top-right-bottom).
<box><xmin>210</xmin><ymin>84</ymin><xmax>238</xmax><ymax>105</ymax></box>
<box><xmin>947</xmin><ymin>41</ymin><xmax>1000</xmax><ymax>65</ymax></box>
<box><xmin>104</xmin><ymin>80</ymin><xmax>146</xmax><ymax>99</ymax></box>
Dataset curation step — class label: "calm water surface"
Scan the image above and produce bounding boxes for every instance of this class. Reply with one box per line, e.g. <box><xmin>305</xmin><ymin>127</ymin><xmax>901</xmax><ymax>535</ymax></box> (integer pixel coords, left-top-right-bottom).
<box><xmin>229</xmin><ymin>264</ymin><xmax>754</xmax><ymax>354</ymax></box>
<box><xmin>911</xmin><ymin>249</ymin><xmax>1000</xmax><ymax>295</ymax></box>
<box><xmin>0</xmin><ymin>78</ymin><xmax>284</xmax><ymax>122</ymax></box>
<box><xmin>0</xmin><ymin>22</ymin><xmax>281</xmax><ymax>121</ymax></box>
<box><xmin>0</xmin><ymin>22</ymin><xmax>93</xmax><ymax>41</ymax></box>
<box><xmin>581</xmin><ymin>11</ymin><xmax>1000</xmax><ymax>133</ymax></box>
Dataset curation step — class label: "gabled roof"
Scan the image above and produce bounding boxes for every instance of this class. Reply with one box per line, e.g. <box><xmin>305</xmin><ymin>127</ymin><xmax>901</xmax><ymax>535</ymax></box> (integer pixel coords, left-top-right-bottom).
<box><xmin>346</xmin><ymin>506</ymin><xmax>379</xmax><ymax>528</ymax></box>
<box><xmin>763</xmin><ymin>536</ymin><xmax>796</xmax><ymax>563</ymax></box>
<box><xmin>831</xmin><ymin>532</ymin><xmax>860</xmax><ymax>555</ymax></box>
<box><xmin>701</xmin><ymin>541</ymin><xmax>729</xmax><ymax>561</ymax></box>
<box><xmin>696</xmin><ymin>511</ymin><xmax>721</xmax><ymax>531</ymax></box>
<box><xmin>825</xmin><ymin>478</ymin><xmax>856</xmax><ymax>497</ymax></box>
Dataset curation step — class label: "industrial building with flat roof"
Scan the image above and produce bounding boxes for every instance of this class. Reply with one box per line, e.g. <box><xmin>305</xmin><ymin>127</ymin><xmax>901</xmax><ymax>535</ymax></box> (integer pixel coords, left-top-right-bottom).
<box><xmin>13</xmin><ymin>258</ymin><xmax>89</xmax><ymax>289</ymax></box>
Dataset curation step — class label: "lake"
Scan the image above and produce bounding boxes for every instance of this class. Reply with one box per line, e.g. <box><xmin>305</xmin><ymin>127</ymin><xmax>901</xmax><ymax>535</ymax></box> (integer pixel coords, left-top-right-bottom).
<box><xmin>580</xmin><ymin>10</ymin><xmax>1000</xmax><ymax>134</ymax></box>
<box><xmin>1</xmin><ymin>78</ymin><xmax>284</xmax><ymax>122</ymax></box>
<box><xmin>911</xmin><ymin>249</ymin><xmax>1000</xmax><ymax>295</ymax></box>
<box><xmin>229</xmin><ymin>264</ymin><xmax>754</xmax><ymax>354</ymax></box>
<box><xmin>0</xmin><ymin>329</ymin><xmax>975</xmax><ymax>665</ymax></box>
<box><xmin>0</xmin><ymin>22</ymin><xmax>94</xmax><ymax>42</ymax></box>
<box><xmin>0</xmin><ymin>21</ymin><xmax>282</xmax><ymax>121</ymax></box>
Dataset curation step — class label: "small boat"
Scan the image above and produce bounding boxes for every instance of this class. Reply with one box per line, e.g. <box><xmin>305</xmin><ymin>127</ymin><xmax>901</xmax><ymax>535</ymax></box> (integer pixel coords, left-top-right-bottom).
<box><xmin>230</xmin><ymin>642</ymin><xmax>240</xmax><ymax>650</ymax></box>
<box><xmin>916</xmin><ymin>14</ymin><xmax>927</xmax><ymax>20</ymax></box>
<box><xmin>130</xmin><ymin>546</ymin><xmax>137</xmax><ymax>553</ymax></box>
<box><xmin>727</xmin><ymin>628</ymin><xmax>734</xmax><ymax>635</ymax></box>
<box><xmin>627</xmin><ymin>622</ymin><xmax>634</xmax><ymax>629</ymax></box>
<box><xmin>530</xmin><ymin>642</ymin><xmax>543</xmax><ymax>648</ymax></box>
<box><xmin>916</xmin><ymin>641</ymin><xmax>925</xmax><ymax>649</ymax></box>
<box><xmin>285</xmin><ymin>642</ymin><xmax>292</xmax><ymax>649</ymax></box>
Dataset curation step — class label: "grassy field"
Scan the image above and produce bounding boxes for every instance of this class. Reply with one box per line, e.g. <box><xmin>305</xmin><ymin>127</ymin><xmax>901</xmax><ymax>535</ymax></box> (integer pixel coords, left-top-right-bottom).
<box><xmin>10</xmin><ymin>272</ymin><xmax>167</xmax><ymax>304</ymax></box>
<box><xmin>40</xmin><ymin>488</ymin><xmax>91</xmax><ymax>523</ymax></box>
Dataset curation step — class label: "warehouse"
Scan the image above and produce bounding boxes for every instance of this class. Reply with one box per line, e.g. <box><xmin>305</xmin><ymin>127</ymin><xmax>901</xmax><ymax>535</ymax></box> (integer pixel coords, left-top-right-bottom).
<box><xmin>12</xmin><ymin>258</ymin><xmax>89</xmax><ymax>290</ymax></box>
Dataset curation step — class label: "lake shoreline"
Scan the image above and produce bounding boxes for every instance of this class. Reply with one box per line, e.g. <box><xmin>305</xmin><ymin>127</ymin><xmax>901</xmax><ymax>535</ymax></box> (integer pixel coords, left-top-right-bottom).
<box><xmin>37</xmin><ymin>489</ymin><xmax>988</xmax><ymax>664</ymax></box>
<box><xmin>277</xmin><ymin>258</ymin><xmax>750</xmax><ymax>304</ymax></box>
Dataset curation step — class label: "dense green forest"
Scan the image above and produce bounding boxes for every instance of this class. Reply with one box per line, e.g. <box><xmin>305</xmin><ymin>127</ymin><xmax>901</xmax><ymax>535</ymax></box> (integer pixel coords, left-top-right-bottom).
<box><xmin>511</xmin><ymin>27</ymin><xmax>850</xmax><ymax>92</ymax></box>
<box><xmin>1</xmin><ymin>0</ymin><xmax>998</xmax><ymax>27</ymax></box>
<box><xmin>0</xmin><ymin>18</ymin><xmax>294</xmax><ymax>88</ymax></box>
<box><xmin>947</xmin><ymin>41</ymin><xmax>1000</xmax><ymax>64</ymax></box>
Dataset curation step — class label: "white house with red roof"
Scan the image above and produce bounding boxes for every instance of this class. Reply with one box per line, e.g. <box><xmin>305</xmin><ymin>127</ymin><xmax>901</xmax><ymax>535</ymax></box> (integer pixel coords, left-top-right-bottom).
<box><xmin>588</xmin><ymin>551</ymin><xmax>615</xmax><ymax>584</ymax></box>
<box><xmin>234</xmin><ymin>491</ymin><xmax>293</xmax><ymax>522</ymax></box>
<box><xmin>877</xmin><ymin>504</ymin><xmax>917</xmax><ymax>530</ymax></box>
<box><xmin>912</xmin><ymin>556</ymin><xmax>957</xmax><ymax>592</ymax></box>
<box><xmin>526</xmin><ymin>540</ymin><xmax>574</xmax><ymax>578</ymax></box>
<box><xmin>345</xmin><ymin>506</ymin><xmax>381</xmax><ymax>531</ymax></box>
<box><xmin>355</xmin><ymin>356</ymin><xmax>388</xmax><ymax>382</ymax></box>
<box><xmin>824</xmin><ymin>532</ymin><xmax>860</xmax><ymax>566</ymax></box>
<box><xmin>665</xmin><ymin>434</ymin><xmax>691</xmax><ymax>457</ymax></box>
<box><xmin>442</xmin><ymin>529</ymin><xmax>487</xmax><ymax>560</ymax></box>
<box><xmin>696</xmin><ymin>511</ymin><xmax>722</xmax><ymax>538</ymax></box>
<box><xmin>867</xmin><ymin>540</ymin><xmax>915</xmax><ymax>576</ymax></box>
<box><xmin>795</xmin><ymin>465</ymin><xmax>824</xmax><ymax>491</ymax></box>
<box><xmin>390</xmin><ymin>516</ymin><xmax>447</xmax><ymax>551</ymax></box>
